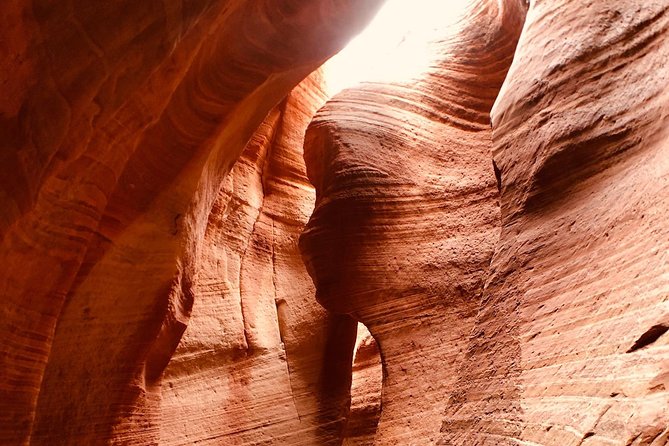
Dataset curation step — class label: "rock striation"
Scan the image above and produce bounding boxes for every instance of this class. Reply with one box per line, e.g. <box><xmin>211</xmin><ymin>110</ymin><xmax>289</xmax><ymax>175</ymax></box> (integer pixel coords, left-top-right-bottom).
<box><xmin>0</xmin><ymin>1</ymin><xmax>383</xmax><ymax>444</ymax></box>
<box><xmin>158</xmin><ymin>71</ymin><xmax>359</xmax><ymax>446</ymax></box>
<box><xmin>441</xmin><ymin>1</ymin><xmax>669</xmax><ymax>444</ymax></box>
<box><xmin>300</xmin><ymin>0</ymin><xmax>669</xmax><ymax>445</ymax></box>
<box><xmin>1</xmin><ymin>0</ymin><xmax>668</xmax><ymax>445</ymax></box>
<box><xmin>299</xmin><ymin>0</ymin><xmax>527</xmax><ymax>443</ymax></box>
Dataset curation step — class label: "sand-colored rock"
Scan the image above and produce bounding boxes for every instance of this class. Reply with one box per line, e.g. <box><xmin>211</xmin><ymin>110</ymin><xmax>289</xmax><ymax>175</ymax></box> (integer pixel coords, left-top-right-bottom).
<box><xmin>299</xmin><ymin>1</ymin><xmax>527</xmax><ymax>443</ymax></box>
<box><xmin>441</xmin><ymin>1</ymin><xmax>669</xmax><ymax>444</ymax></box>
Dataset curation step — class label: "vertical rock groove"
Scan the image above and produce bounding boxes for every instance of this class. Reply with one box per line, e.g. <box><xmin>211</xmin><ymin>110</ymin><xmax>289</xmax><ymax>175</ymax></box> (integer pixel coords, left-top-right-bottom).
<box><xmin>159</xmin><ymin>71</ymin><xmax>359</xmax><ymax>445</ymax></box>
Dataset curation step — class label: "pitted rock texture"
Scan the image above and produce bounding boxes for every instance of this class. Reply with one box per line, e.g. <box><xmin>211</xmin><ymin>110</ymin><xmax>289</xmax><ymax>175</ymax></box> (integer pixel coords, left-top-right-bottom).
<box><xmin>0</xmin><ymin>1</ymin><xmax>383</xmax><ymax>444</ymax></box>
<box><xmin>299</xmin><ymin>1</ymin><xmax>527</xmax><ymax>443</ymax></box>
<box><xmin>441</xmin><ymin>1</ymin><xmax>669</xmax><ymax>445</ymax></box>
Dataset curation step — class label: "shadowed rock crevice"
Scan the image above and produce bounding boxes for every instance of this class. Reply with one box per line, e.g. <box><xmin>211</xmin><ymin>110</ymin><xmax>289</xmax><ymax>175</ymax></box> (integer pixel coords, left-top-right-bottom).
<box><xmin>342</xmin><ymin>323</ymin><xmax>383</xmax><ymax>446</ymax></box>
<box><xmin>626</xmin><ymin>324</ymin><xmax>669</xmax><ymax>353</ymax></box>
<box><xmin>158</xmin><ymin>71</ymin><xmax>365</xmax><ymax>445</ymax></box>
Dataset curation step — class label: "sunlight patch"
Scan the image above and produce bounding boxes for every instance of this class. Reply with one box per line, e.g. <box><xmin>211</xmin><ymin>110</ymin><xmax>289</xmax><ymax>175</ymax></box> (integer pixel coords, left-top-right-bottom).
<box><xmin>324</xmin><ymin>0</ymin><xmax>470</xmax><ymax>95</ymax></box>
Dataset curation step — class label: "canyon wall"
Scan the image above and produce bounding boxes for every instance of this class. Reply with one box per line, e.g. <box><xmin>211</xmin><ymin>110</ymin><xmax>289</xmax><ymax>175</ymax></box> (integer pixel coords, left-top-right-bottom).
<box><xmin>157</xmin><ymin>71</ymin><xmax>359</xmax><ymax>446</ymax></box>
<box><xmin>299</xmin><ymin>0</ymin><xmax>527</xmax><ymax>444</ymax></box>
<box><xmin>441</xmin><ymin>1</ymin><xmax>669</xmax><ymax>444</ymax></box>
<box><xmin>0</xmin><ymin>1</ymin><xmax>383</xmax><ymax>444</ymax></box>
<box><xmin>1</xmin><ymin>0</ymin><xmax>668</xmax><ymax>445</ymax></box>
<box><xmin>342</xmin><ymin>326</ymin><xmax>383</xmax><ymax>446</ymax></box>
<box><xmin>301</xmin><ymin>0</ymin><xmax>669</xmax><ymax>445</ymax></box>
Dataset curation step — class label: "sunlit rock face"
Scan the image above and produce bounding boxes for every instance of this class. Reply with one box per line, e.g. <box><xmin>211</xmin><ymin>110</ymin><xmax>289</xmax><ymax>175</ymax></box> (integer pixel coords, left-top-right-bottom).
<box><xmin>299</xmin><ymin>0</ymin><xmax>528</xmax><ymax>443</ymax></box>
<box><xmin>0</xmin><ymin>1</ymin><xmax>384</xmax><ymax>444</ymax></box>
<box><xmin>441</xmin><ymin>1</ymin><xmax>669</xmax><ymax>444</ymax></box>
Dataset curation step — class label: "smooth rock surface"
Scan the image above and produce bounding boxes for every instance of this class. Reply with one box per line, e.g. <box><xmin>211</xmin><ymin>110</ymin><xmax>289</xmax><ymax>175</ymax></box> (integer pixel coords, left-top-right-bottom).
<box><xmin>441</xmin><ymin>1</ymin><xmax>669</xmax><ymax>444</ymax></box>
<box><xmin>2</xmin><ymin>0</ymin><xmax>668</xmax><ymax>445</ymax></box>
<box><xmin>158</xmin><ymin>71</ymin><xmax>358</xmax><ymax>446</ymax></box>
<box><xmin>343</xmin><ymin>325</ymin><xmax>383</xmax><ymax>446</ymax></box>
<box><xmin>0</xmin><ymin>1</ymin><xmax>383</xmax><ymax>444</ymax></box>
<box><xmin>299</xmin><ymin>1</ymin><xmax>527</xmax><ymax>443</ymax></box>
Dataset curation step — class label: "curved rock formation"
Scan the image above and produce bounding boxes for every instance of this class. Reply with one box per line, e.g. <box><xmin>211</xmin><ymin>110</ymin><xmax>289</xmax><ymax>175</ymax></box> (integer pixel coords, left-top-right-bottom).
<box><xmin>2</xmin><ymin>0</ymin><xmax>668</xmax><ymax>444</ymax></box>
<box><xmin>299</xmin><ymin>0</ymin><xmax>527</xmax><ymax>443</ymax></box>
<box><xmin>441</xmin><ymin>1</ymin><xmax>669</xmax><ymax>444</ymax></box>
<box><xmin>0</xmin><ymin>1</ymin><xmax>383</xmax><ymax>444</ymax></box>
<box><xmin>157</xmin><ymin>71</ymin><xmax>358</xmax><ymax>446</ymax></box>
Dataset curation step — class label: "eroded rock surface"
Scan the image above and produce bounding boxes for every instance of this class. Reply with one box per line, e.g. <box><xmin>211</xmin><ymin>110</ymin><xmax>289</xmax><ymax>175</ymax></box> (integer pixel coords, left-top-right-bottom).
<box><xmin>158</xmin><ymin>71</ymin><xmax>358</xmax><ymax>446</ymax></box>
<box><xmin>299</xmin><ymin>1</ymin><xmax>527</xmax><ymax>443</ymax></box>
<box><xmin>441</xmin><ymin>1</ymin><xmax>669</xmax><ymax>444</ymax></box>
<box><xmin>2</xmin><ymin>0</ymin><xmax>669</xmax><ymax>445</ymax></box>
<box><xmin>0</xmin><ymin>1</ymin><xmax>383</xmax><ymax>444</ymax></box>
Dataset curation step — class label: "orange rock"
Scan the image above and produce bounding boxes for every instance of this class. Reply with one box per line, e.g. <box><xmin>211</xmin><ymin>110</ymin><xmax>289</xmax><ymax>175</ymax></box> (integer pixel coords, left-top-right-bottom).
<box><xmin>0</xmin><ymin>1</ymin><xmax>383</xmax><ymax>444</ymax></box>
<box><xmin>299</xmin><ymin>1</ymin><xmax>527</xmax><ymax>443</ymax></box>
<box><xmin>442</xmin><ymin>1</ymin><xmax>669</xmax><ymax>444</ymax></box>
<box><xmin>158</xmin><ymin>71</ymin><xmax>359</xmax><ymax>446</ymax></box>
<box><xmin>2</xmin><ymin>0</ymin><xmax>668</xmax><ymax>444</ymax></box>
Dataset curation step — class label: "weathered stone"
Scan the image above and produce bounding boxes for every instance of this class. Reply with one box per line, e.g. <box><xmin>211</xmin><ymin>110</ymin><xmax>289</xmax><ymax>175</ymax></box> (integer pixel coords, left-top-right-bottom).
<box><xmin>442</xmin><ymin>1</ymin><xmax>669</xmax><ymax>444</ymax></box>
<box><xmin>299</xmin><ymin>1</ymin><xmax>527</xmax><ymax>443</ymax></box>
<box><xmin>0</xmin><ymin>2</ymin><xmax>383</xmax><ymax>444</ymax></box>
<box><xmin>2</xmin><ymin>0</ymin><xmax>668</xmax><ymax>445</ymax></box>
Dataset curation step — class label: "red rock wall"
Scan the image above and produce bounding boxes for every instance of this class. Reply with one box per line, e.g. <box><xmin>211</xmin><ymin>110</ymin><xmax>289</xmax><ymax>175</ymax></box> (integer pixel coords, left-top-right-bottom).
<box><xmin>158</xmin><ymin>71</ymin><xmax>359</xmax><ymax>446</ymax></box>
<box><xmin>300</xmin><ymin>1</ymin><xmax>669</xmax><ymax>445</ymax></box>
<box><xmin>0</xmin><ymin>1</ymin><xmax>384</xmax><ymax>444</ymax></box>
<box><xmin>442</xmin><ymin>1</ymin><xmax>669</xmax><ymax>444</ymax></box>
<box><xmin>299</xmin><ymin>1</ymin><xmax>527</xmax><ymax>443</ymax></box>
<box><xmin>2</xmin><ymin>0</ymin><xmax>668</xmax><ymax>445</ymax></box>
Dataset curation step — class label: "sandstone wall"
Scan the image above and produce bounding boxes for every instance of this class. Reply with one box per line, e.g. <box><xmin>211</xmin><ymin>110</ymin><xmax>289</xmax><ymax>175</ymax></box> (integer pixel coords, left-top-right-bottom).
<box><xmin>442</xmin><ymin>1</ymin><xmax>669</xmax><ymax>444</ymax></box>
<box><xmin>343</xmin><ymin>325</ymin><xmax>383</xmax><ymax>446</ymax></box>
<box><xmin>2</xmin><ymin>0</ymin><xmax>668</xmax><ymax>445</ymax></box>
<box><xmin>157</xmin><ymin>71</ymin><xmax>359</xmax><ymax>446</ymax></box>
<box><xmin>299</xmin><ymin>1</ymin><xmax>669</xmax><ymax>445</ymax></box>
<box><xmin>0</xmin><ymin>1</ymin><xmax>383</xmax><ymax>444</ymax></box>
<box><xmin>299</xmin><ymin>0</ymin><xmax>527</xmax><ymax>443</ymax></box>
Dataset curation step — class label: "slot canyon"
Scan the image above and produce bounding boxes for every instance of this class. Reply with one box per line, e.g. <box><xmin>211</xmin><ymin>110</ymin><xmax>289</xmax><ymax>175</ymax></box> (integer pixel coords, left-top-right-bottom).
<box><xmin>0</xmin><ymin>0</ymin><xmax>667</xmax><ymax>445</ymax></box>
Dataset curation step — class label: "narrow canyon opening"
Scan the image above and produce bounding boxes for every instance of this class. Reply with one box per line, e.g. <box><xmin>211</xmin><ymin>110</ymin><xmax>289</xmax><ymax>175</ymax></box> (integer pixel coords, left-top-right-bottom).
<box><xmin>344</xmin><ymin>324</ymin><xmax>383</xmax><ymax>445</ymax></box>
<box><xmin>324</xmin><ymin>0</ymin><xmax>470</xmax><ymax>95</ymax></box>
<box><xmin>3</xmin><ymin>0</ymin><xmax>668</xmax><ymax>445</ymax></box>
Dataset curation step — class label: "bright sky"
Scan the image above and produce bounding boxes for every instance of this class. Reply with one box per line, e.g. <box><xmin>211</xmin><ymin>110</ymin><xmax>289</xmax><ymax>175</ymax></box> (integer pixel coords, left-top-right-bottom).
<box><xmin>324</xmin><ymin>0</ymin><xmax>471</xmax><ymax>95</ymax></box>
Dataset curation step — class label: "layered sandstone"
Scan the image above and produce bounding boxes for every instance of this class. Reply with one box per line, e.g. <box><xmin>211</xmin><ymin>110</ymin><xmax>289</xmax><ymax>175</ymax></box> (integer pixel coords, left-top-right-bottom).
<box><xmin>0</xmin><ymin>1</ymin><xmax>384</xmax><ymax>444</ymax></box>
<box><xmin>157</xmin><ymin>72</ymin><xmax>359</xmax><ymax>446</ymax></box>
<box><xmin>299</xmin><ymin>0</ymin><xmax>527</xmax><ymax>443</ymax></box>
<box><xmin>2</xmin><ymin>0</ymin><xmax>668</xmax><ymax>445</ymax></box>
<box><xmin>441</xmin><ymin>1</ymin><xmax>669</xmax><ymax>444</ymax></box>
